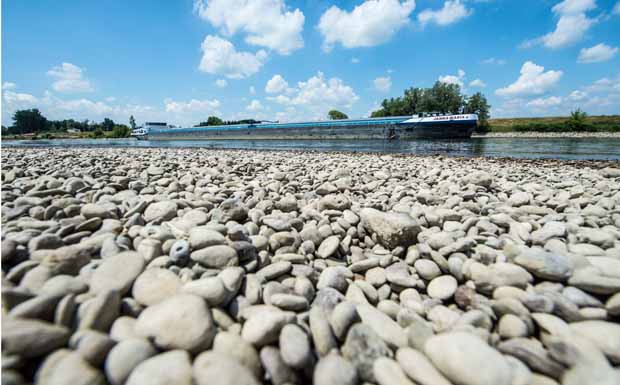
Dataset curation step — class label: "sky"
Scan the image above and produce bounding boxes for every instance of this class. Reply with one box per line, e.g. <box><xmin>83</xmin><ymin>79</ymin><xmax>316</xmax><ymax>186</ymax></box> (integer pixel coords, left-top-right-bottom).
<box><xmin>2</xmin><ymin>0</ymin><xmax>619</xmax><ymax>127</ymax></box>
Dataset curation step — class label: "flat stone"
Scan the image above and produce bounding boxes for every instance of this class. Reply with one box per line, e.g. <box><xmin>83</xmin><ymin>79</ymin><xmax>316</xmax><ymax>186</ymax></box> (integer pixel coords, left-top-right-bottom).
<box><xmin>135</xmin><ymin>294</ymin><xmax>216</xmax><ymax>353</ymax></box>
<box><xmin>89</xmin><ymin>251</ymin><xmax>145</xmax><ymax>295</ymax></box>
<box><xmin>506</xmin><ymin>245</ymin><xmax>573</xmax><ymax>281</ymax></box>
<box><xmin>317</xmin><ymin>235</ymin><xmax>340</xmax><ymax>258</ymax></box>
<box><xmin>132</xmin><ymin>268</ymin><xmax>182</xmax><ymax>306</ymax></box>
<box><xmin>279</xmin><ymin>324</ymin><xmax>312</xmax><ymax>369</ymax></box>
<box><xmin>2</xmin><ymin>318</ymin><xmax>70</xmax><ymax>358</ymax></box>
<box><xmin>425</xmin><ymin>332</ymin><xmax>512</xmax><ymax>385</ymax></box>
<box><xmin>36</xmin><ymin>350</ymin><xmax>106</xmax><ymax>385</ymax></box>
<box><xmin>360</xmin><ymin>208</ymin><xmax>421</xmax><ymax>249</ymax></box>
<box><xmin>427</xmin><ymin>275</ymin><xmax>458</xmax><ymax>300</ymax></box>
<box><xmin>242</xmin><ymin>310</ymin><xmax>289</xmax><ymax>347</ymax></box>
<box><xmin>213</xmin><ymin>332</ymin><xmax>262</xmax><ymax>378</ymax></box>
<box><xmin>341</xmin><ymin>323</ymin><xmax>392</xmax><ymax>382</ymax></box>
<box><xmin>396</xmin><ymin>347</ymin><xmax>452</xmax><ymax>385</ymax></box>
<box><xmin>313</xmin><ymin>353</ymin><xmax>358</xmax><ymax>385</ymax></box>
<box><xmin>190</xmin><ymin>245</ymin><xmax>238</xmax><ymax>268</ymax></box>
<box><xmin>126</xmin><ymin>350</ymin><xmax>192</xmax><ymax>385</ymax></box>
<box><xmin>373</xmin><ymin>357</ymin><xmax>415</xmax><ymax>385</ymax></box>
<box><xmin>144</xmin><ymin>201</ymin><xmax>177</xmax><ymax>223</ymax></box>
<box><xmin>192</xmin><ymin>351</ymin><xmax>260</xmax><ymax>385</ymax></box>
<box><xmin>105</xmin><ymin>338</ymin><xmax>157</xmax><ymax>385</ymax></box>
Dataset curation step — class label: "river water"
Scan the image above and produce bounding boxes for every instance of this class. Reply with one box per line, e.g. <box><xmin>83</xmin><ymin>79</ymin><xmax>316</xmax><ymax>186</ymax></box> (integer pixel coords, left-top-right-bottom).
<box><xmin>3</xmin><ymin>137</ymin><xmax>620</xmax><ymax>161</ymax></box>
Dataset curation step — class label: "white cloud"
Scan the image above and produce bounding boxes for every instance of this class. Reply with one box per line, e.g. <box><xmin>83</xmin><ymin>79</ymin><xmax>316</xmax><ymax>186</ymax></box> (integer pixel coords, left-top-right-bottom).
<box><xmin>215</xmin><ymin>78</ymin><xmax>228</xmax><ymax>88</ymax></box>
<box><xmin>318</xmin><ymin>0</ymin><xmax>415</xmax><ymax>51</ymax></box>
<box><xmin>541</xmin><ymin>13</ymin><xmax>595</xmax><ymax>49</ymax></box>
<box><xmin>2</xmin><ymin>90</ymin><xmax>39</xmax><ymax>114</ymax></box>
<box><xmin>374</xmin><ymin>76</ymin><xmax>392</xmax><ymax>92</ymax></box>
<box><xmin>584</xmin><ymin>76</ymin><xmax>620</xmax><ymax>93</ymax></box>
<box><xmin>438</xmin><ymin>69</ymin><xmax>466</xmax><ymax>87</ymax></box>
<box><xmin>265</xmin><ymin>74</ymin><xmax>288</xmax><ymax>94</ymax></box>
<box><xmin>249</xmin><ymin>86</ymin><xmax>256</xmax><ymax>95</ymax></box>
<box><xmin>418</xmin><ymin>0</ymin><xmax>472</xmax><ymax>27</ymax></box>
<box><xmin>552</xmin><ymin>0</ymin><xmax>596</xmax><ymax>15</ymax></box>
<box><xmin>523</xmin><ymin>0</ymin><xmax>597</xmax><ymax>50</ymax></box>
<box><xmin>568</xmin><ymin>90</ymin><xmax>588</xmax><ymax>100</ymax></box>
<box><xmin>526</xmin><ymin>96</ymin><xmax>563</xmax><ymax>108</ymax></box>
<box><xmin>351</xmin><ymin>57</ymin><xmax>360</xmax><ymax>64</ymax></box>
<box><xmin>578</xmin><ymin>43</ymin><xmax>619</xmax><ymax>63</ymax></box>
<box><xmin>2</xmin><ymin>82</ymin><xmax>17</xmax><ymax>90</ymax></box>
<box><xmin>469</xmin><ymin>79</ymin><xmax>486</xmax><ymax>88</ymax></box>
<box><xmin>266</xmin><ymin>72</ymin><xmax>359</xmax><ymax>119</ymax></box>
<box><xmin>482</xmin><ymin>57</ymin><xmax>506</xmax><ymax>65</ymax></box>
<box><xmin>199</xmin><ymin>35</ymin><xmax>267</xmax><ymax>79</ymax></box>
<box><xmin>496</xmin><ymin>61</ymin><xmax>563</xmax><ymax>97</ymax></box>
<box><xmin>164</xmin><ymin>98</ymin><xmax>221</xmax><ymax>114</ymax></box>
<box><xmin>194</xmin><ymin>0</ymin><xmax>304</xmax><ymax>55</ymax></box>
<box><xmin>246</xmin><ymin>99</ymin><xmax>264</xmax><ymax>111</ymax></box>
<box><xmin>614</xmin><ymin>1</ymin><xmax>620</xmax><ymax>14</ymax></box>
<box><xmin>47</xmin><ymin>63</ymin><xmax>94</xmax><ymax>93</ymax></box>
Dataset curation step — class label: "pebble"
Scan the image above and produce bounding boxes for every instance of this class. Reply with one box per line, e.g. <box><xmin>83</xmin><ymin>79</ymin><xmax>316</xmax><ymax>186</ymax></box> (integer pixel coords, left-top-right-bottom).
<box><xmin>105</xmin><ymin>339</ymin><xmax>157</xmax><ymax>385</ymax></box>
<box><xmin>279</xmin><ymin>324</ymin><xmax>312</xmax><ymax>369</ymax></box>
<box><xmin>126</xmin><ymin>350</ymin><xmax>192</xmax><ymax>385</ymax></box>
<box><xmin>132</xmin><ymin>268</ymin><xmax>182</xmax><ymax>306</ymax></box>
<box><xmin>427</xmin><ymin>275</ymin><xmax>458</xmax><ymax>300</ymax></box>
<box><xmin>313</xmin><ymin>353</ymin><xmax>358</xmax><ymax>385</ymax></box>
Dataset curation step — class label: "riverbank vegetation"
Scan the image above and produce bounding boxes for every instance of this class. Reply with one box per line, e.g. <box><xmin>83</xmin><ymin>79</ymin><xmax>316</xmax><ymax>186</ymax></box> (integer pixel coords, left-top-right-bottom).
<box><xmin>487</xmin><ymin>112</ymin><xmax>620</xmax><ymax>133</ymax></box>
<box><xmin>1</xmin><ymin>109</ymin><xmax>133</xmax><ymax>139</ymax></box>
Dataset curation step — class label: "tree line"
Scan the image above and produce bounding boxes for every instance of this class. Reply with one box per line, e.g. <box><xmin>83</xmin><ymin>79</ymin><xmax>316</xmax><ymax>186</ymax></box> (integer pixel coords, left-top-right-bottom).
<box><xmin>194</xmin><ymin>116</ymin><xmax>261</xmax><ymax>127</ymax></box>
<box><xmin>1</xmin><ymin>109</ymin><xmax>134</xmax><ymax>138</ymax></box>
<box><xmin>370</xmin><ymin>81</ymin><xmax>490</xmax><ymax>130</ymax></box>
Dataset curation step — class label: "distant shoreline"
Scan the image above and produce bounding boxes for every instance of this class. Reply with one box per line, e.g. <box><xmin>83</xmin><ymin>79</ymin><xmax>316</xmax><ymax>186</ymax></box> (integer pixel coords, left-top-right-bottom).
<box><xmin>473</xmin><ymin>131</ymin><xmax>620</xmax><ymax>138</ymax></box>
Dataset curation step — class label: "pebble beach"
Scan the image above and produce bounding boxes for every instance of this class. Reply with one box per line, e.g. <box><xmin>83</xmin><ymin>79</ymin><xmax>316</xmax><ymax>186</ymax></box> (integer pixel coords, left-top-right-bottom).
<box><xmin>2</xmin><ymin>147</ymin><xmax>620</xmax><ymax>385</ymax></box>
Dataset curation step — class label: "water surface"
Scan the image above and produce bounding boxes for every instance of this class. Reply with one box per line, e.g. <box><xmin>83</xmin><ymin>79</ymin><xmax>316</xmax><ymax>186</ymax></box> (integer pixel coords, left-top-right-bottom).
<box><xmin>3</xmin><ymin>137</ymin><xmax>620</xmax><ymax>161</ymax></box>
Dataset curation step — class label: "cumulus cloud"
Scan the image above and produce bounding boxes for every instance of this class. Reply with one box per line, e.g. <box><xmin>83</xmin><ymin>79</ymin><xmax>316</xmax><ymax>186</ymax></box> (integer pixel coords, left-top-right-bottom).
<box><xmin>199</xmin><ymin>35</ymin><xmax>267</xmax><ymax>79</ymax></box>
<box><xmin>526</xmin><ymin>96</ymin><xmax>563</xmax><ymax>108</ymax></box>
<box><xmin>469</xmin><ymin>79</ymin><xmax>486</xmax><ymax>88</ymax></box>
<box><xmin>578</xmin><ymin>43</ymin><xmax>619</xmax><ymax>63</ymax></box>
<box><xmin>318</xmin><ymin>0</ymin><xmax>415</xmax><ymax>51</ymax></box>
<box><xmin>374</xmin><ymin>76</ymin><xmax>392</xmax><ymax>92</ymax></box>
<box><xmin>215</xmin><ymin>79</ymin><xmax>228</xmax><ymax>88</ymax></box>
<box><xmin>266</xmin><ymin>72</ymin><xmax>359</xmax><ymax>119</ymax></box>
<box><xmin>164</xmin><ymin>98</ymin><xmax>221</xmax><ymax>114</ymax></box>
<box><xmin>246</xmin><ymin>99</ymin><xmax>264</xmax><ymax>111</ymax></box>
<box><xmin>47</xmin><ymin>63</ymin><xmax>94</xmax><ymax>93</ymax></box>
<box><xmin>496</xmin><ymin>61</ymin><xmax>563</xmax><ymax>97</ymax></box>
<box><xmin>522</xmin><ymin>0</ymin><xmax>597</xmax><ymax>50</ymax></box>
<box><xmin>418</xmin><ymin>0</ymin><xmax>472</xmax><ymax>27</ymax></box>
<box><xmin>2</xmin><ymin>82</ymin><xmax>17</xmax><ymax>90</ymax></box>
<box><xmin>438</xmin><ymin>69</ymin><xmax>466</xmax><ymax>87</ymax></box>
<box><xmin>194</xmin><ymin>0</ymin><xmax>304</xmax><ymax>55</ymax></box>
<box><xmin>265</xmin><ymin>74</ymin><xmax>289</xmax><ymax>94</ymax></box>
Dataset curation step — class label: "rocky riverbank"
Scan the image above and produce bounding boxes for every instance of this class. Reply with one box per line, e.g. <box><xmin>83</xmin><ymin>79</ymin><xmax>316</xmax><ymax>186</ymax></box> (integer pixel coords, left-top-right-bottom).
<box><xmin>2</xmin><ymin>147</ymin><xmax>620</xmax><ymax>385</ymax></box>
<box><xmin>473</xmin><ymin>131</ymin><xmax>620</xmax><ymax>138</ymax></box>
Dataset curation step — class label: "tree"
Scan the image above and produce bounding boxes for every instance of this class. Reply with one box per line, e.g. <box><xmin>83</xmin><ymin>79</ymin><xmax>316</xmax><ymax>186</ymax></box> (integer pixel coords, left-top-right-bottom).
<box><xmin>418</xmin><ymin>82</ymin><xmax>464</xmax><ymax>114</ymax></box>
<box><xmin>196</xmin><ymin>116</ymin><xmax>224</xmax><ymax>126</ymax></box>
<box><xmin>129</xmin><ymin>115</ymin><xmax>136</xmax><ymax>129</ymax></box>
<box><xmin>11</xmin><ymin>109</ymin><xmax>49</xmax><ymax>134</ymax></box>
<box><xmin>566</xmin><ymin>108</ymin><xmax>588</xmax><ymax>131</ymax></box>
<box><xmin>111</xmin><ymin>125</ymin><xmax>131</xmax><ymax>138</ymax></box>
<box><xmin>102</xmin><ymin>118</ymin><xmax>115</xmax><ymax>131</ymax></box>
<box><xmin>464</xmin><ymin>92</ymin><xmax>491</xmax><ymax>131</ymax></box>
<box><xmin>328</xmin><ymin>110</ymin><xmax>348</xmax><ymax>120</ymax></box>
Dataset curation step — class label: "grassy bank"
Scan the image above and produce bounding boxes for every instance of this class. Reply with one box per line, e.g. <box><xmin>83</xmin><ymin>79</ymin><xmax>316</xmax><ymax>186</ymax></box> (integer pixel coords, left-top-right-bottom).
<box><xmin>487</xmin><ymin>115</ymin><xmax>620</xmax><ymax>133</ymax></box>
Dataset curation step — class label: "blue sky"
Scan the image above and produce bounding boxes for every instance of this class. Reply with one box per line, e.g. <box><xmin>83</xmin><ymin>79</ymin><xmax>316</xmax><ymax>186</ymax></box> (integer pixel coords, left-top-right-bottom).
<box><xmin>2</xmin><ymin>0</ymin><xmax>619</xmax><ymax>126</ymax></box>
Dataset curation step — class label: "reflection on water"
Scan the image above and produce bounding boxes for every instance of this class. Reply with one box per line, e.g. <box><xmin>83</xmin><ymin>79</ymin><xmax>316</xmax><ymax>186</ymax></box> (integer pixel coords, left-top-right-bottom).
<box><xmin>3</xmin><ymin>137</ymin><xmax>620</xmax><ymax>161</ymax></box>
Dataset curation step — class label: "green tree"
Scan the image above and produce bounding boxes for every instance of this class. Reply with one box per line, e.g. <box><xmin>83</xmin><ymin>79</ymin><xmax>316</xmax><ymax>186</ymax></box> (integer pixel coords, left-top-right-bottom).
<box><xmin>129</xmin><ymin>115</ymin><xmax>136</xmax><ymax>129</ymax></box>
<box><xmin>102</xmin><ymin>118</ymin><xmax>115</xmax><ymax>131</ymax></box>
<box><xmin>566</xmin><ymin>108</ymin><xmax>588</xmax><ymax>131</ymax></box>
<box><xmin>196</xmin><ymin>116</ymin><xmax>224</xmax><ymax>126</ymax></box>
<box><xmin>464</xmin><ymin>92</ymin><xmax>491</xmax><ymax>132</ymax></box>
<box><xmin>111</xmin><ymin>125</ymin><xmax>131</xmax><ymax>138</ymax></box>
<box><xmin>419</xmin><ymin>82</ymin><xmax>464</xmax><ymax>114</ymax></box>
<box><xmin>11</xmin><ymin>109</ymin><xmax>49</xmax><ymax>134</ymax></box>
<box><xmin>91</xmin><ymin>128</ymin><xmax>105</xmax><ymax>138</ymax></box>
<box><xmin>328</xmin><ymin>110</ymin><xmax>349</xmax><ymax>120</ymax></box>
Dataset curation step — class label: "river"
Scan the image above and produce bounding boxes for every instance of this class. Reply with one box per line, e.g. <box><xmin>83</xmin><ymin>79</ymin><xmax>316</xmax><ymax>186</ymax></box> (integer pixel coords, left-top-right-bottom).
<box><xmin>3</xmin><ymin>137</ymin><xmax>620</xmax><ymax>161</ymax></box>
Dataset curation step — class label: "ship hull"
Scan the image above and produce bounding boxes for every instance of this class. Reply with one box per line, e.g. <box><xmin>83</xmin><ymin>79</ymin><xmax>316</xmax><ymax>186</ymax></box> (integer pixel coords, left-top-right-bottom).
<box><xmin>143</xmin><ymin>115</ymin><xmax>477</xmax><ymax>141</ymax></box>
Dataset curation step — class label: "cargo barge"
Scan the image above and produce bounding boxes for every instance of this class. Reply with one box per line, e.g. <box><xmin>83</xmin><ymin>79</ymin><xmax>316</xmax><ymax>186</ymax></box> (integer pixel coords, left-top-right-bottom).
<box><xmin>131</xmin><ymin>113</ymin><xmax>478</xmax><ymax>140</ymax></box>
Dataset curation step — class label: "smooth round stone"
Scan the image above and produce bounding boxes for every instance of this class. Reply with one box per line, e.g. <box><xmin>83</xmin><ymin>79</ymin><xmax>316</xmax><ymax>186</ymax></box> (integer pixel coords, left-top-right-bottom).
<box><xmin>317</xmin><ymin>235</ymin><xmax>340</xmax><ymax>258</ymax></box>
<box><xmin>193</xmin><ymin>351</ymin><xmax>260</xmax><ymax>385</ymax></box>
<box><xmin>569</xmin><ymin>321</ymin><xmax>620</xmax><ymax>364</ymax></box>
<box><xmin>309</xmin><ymin>306</ymin><xmax>338</xmax><ymax>357</ymax></box>
<box><xmin>181</xmin><ymin>277</ymin><xmax>228</xmax><ymax>306</ymax></box>
<box><xmin>89</xmin><ymin>251</ymin><xmax>145</xmax><ymax>295</ymax></box>
<box><xmin>341</xmin><ymin>323</ymin><xmax>392</xmax><ymax>382</ymax></box>
<box><xmin>190</xmin><ymin>245</ymin><xmax>239</xmax><ymax>268</ymax></box>
<box><xmin>498</xmin><ymin>314</ymin><xmax>529</xmax><ymax>339</ymax></box>
<box><xmin>414</xmin><ymin>259</ymin><xmax>441</xmax><ymax>280</ymax></box>
<box><xmin>169</xmin><ymin>239</ymin><xmax>190</xmax><ymax>266</ymax></box>
<box><xmin>105</xmin><ymin>338</ymin><xmax>157</xmax><ymax>385</ymax></box>
<box><xmin>313</xmin><ymin>353</ymin><xmax>358</xmax><ymax>385</ymax></box>
<box><xmin>213</xmin><ymin>332</ymin><xmax>262</xmax><ymax>378</ymax></box>
<box><xmin>279</xmin><ymin>324</ymin><xmax>312</xmax><ymax>369</ymax></box>
<box><xmin>329</xmin><ymin>301</ymin><xmax>359</xmax><ymax>340</ymax></box>
<box><xmin>38</xmin><ymin>275</ymin><xmax>88</xmax><ymax>296</ymax></box>
<box><xmin>317</xmin><ymin>266</ymin><xmax>349</xmax><ymax>293</ymax></box>
<box><xmin>242</xmin><ymin>311</ymin><xmax>289</xmax><ymax>347</ymax></box>
<box><xmin>260</xmin><ymin>346</ymin><xmax>299</xmax><ymax>385</ymax></box>
<box><xmin>143</xmin><ymin>201</ymin><xmax>178</xmax><ymax>223</ymax></box>
<box><xmin>427</xmin><ymin>275</ymin><xmax>458</xmax><ymax>300</ymax></box>
<box><xmin>126</xmin><ymin>350</ymin><xmax>192</xmax><ymax>385</ymax></box>
<box><xmin>270</xmin><ymin>293</ymin><xmax>309</xmax><ymax>311</ymax></box>
<box><xmin>425</xmin><ymin>332</ymin><xmax>512</xmax><ymax>385</ymax></box>
<box><xmin>36</xmin><ymin>350</ymin><xmax>106</xmax><ymax>385</ymax></box>
<box><xmin>2</xmin><ymin>318</ymin><xmax>70</xmax><ymax>358</ymax></box>
<box><xmin>132</xmin><ymin>268</ymin><xmax>182</xmax><ymax>306</ymax></box>
<box><xmin>69</xmin><ymin>329</ymin><xmax>116</xmax><ymax>367</ymax></box>
<box><xmin>373</xmin><ymin>357</ymin><xmax>415</xmax><ymax>385</ymax></box>
<box><xmin>135</xmin><ymin>294</ymin><xmax>216</xmax><ymax>353</ymax></box>
<box><xmin>189</xmin><ymin>228</ymin><xmax>227</xmax><ymax>250</ymax></box>
<box><xmin>396</xmin><ymin>347</ymin><xmax>452</xmax><ymax>385</ymax></box>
